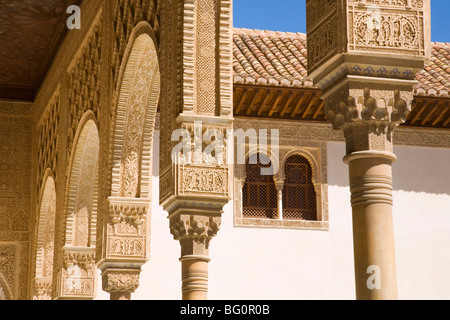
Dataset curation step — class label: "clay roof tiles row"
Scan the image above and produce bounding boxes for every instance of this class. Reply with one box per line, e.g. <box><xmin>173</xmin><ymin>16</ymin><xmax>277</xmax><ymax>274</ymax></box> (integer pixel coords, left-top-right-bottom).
<box><xmin>233</xmin><ymin>28</ymin><xmax>450</xmax><ymax>98</ymax></box>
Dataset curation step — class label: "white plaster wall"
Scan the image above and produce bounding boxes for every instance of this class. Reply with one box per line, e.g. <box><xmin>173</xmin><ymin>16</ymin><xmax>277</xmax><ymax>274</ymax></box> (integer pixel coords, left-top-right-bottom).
<box><xmin>96</xmin><ymin>137</ymin><xmax>450</xmax><ymax>300</ymax></box>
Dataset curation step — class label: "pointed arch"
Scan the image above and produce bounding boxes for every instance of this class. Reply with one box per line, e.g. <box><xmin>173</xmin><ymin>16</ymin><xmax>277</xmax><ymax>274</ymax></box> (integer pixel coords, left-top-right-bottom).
<box><xmin>110</xmin><ymin>22</ymin><xmax>161</xmax><ymax>199</ymax></box>
<box><xmin>65</xmin><ymin>114</ymin><xmax>99</xmax><ymax>248</ymax></box>
<box><xmin>35</xmin><ymin>174</ymin><xmax>57</xmax><ymax>281</ymax></box>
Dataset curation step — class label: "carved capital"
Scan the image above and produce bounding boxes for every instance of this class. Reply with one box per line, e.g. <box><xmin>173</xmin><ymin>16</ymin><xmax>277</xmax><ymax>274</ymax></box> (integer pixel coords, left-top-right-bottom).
<box><xmin>57</xmin><ymin>247</ymin><xmax>96</xmax><ymax>299</ymax></box>
<box><xmin>62</xmin><ymin>248</ymin><xmax>96</xmax><ymax>270</ymax></box>
<box><xmin>324</xmin><ymin>85</ymin><xmax>414</xmax><ymax>154</ymax></box>
<box><xmin>326</xmin><ymin>86</ymin><xmax>413</xmax><ymax>130</ymax></box>
<box><xmin>102</xmin><ymin>269</ymin><xmax>141</xmax><ymax>294</ymax></box>
<box><xmin>169</xmin><ymin>213</ymin><xmax>221</xmax><ymax>257</ymax></box>
<box><xmin>107</xmin><ymin>197</ymin><xmax>149</xmax><ymax>236</ymax></box>
<box><xmin>33</xmin><ymin>278</ymin><xmax>52</xmax><ymax>300</ymax></box>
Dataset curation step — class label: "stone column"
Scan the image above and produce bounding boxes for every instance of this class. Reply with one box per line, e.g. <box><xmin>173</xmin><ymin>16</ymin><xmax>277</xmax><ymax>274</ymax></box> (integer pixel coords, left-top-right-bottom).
<box><xmin>306</xmin><ymin>0</ymin><xmax>430</xmax><ymax>300</ymax></box>
<box><xmin>180</xmin><ymin>255</ymin><xmax>211</xmax><ymax>300</ymax></box>
<box><xmin>275</xmin><ymin>181</ymin><xmax>284</xmax><ymax>220</ymax></box>
<box><xmin>325</xmin><ymin>86</ymin><xmax>414</xmax><ymax>299</ymax></box>
<box><xmin>159</xmin><ymin>0</ymin><xmax>233</xmax><ymax>300</ymax></box>
<box><xmin>345</xmin><ymin>149</ymin><xmax>398</xmax><ymax>299</ymax></box>
<box><xmin>169</xmin><ymin>210</ymin><xmax>222</xmax><ymax>300</ymax></box>
<box><xmin>341</xmin><ymin>119</ymin><xmax>403</xmax><ymax>300</ymax></box>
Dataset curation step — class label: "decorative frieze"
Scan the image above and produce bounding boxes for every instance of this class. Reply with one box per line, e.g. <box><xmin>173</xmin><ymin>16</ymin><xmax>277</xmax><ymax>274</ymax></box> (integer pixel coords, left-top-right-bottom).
<box><xmin>307</xmin><ymin>0</ymin><xmax>430</xmax><ymax>91</ymax></box>
<box><xmin>57</xmin><ymin>247</ymin><xmax>96</xmax><ymax>299</ymax></box>
<box><xmin>66</xmin><ymin>18</ymin><xmax>103</xmax><ymax>160</ymax></box>
<box><xmin>347</xmin><ymin>0</ymin><xmax>427</xmax><ymax>55</ymax></box>
<box><xmin>103</xmin><ymin>198</ymin><xmax>149</xmax><ymax>261</ymax></box>
<box><xmin>180</xmin><ymin>167</ymin><xmax>228</xmax><ymax>196</ymax></box>
<box><xmin>234</xmin><ymin>118</ymin><xmax>450</xmax><ymax>149</ymax></box>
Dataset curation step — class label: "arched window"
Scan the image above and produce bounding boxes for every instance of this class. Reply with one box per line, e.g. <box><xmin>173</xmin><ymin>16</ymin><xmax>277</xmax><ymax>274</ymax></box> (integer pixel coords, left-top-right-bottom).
<box><xmin>242</xmin><ymin>154</ymin><xmax>277</xmax><ymax>219</ymax></box>
<box><xmin>282</xmin><ymin>155</ymin><xmax>317</xmax><ymax>220</ymax></box>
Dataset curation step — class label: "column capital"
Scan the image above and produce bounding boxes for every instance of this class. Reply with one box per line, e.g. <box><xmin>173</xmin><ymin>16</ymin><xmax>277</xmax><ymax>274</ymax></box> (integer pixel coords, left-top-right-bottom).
<box><xmin>106</xmin><ymin>197</ymin><xmax>150</xmax><ymax>237</ymax></box>
<box><xmin>101</xmin><ymin>268</ymin><xmax>141</xmax><ymax>295</ymax></box>
<box><xmin>97</xmin><ymin>197</ymin><xmax>150</xmax><ymax>299</ymax></box>
<box><xmin>325</xmin><ymin>86</ymin><xmax>414</xmax><ymax>131</ymax></box>
<box><xmin>33</xmin><ymin>278</ymin><xmax>52</xmax><ymax>300</ymax></box>
<box><xmin>55</xmin><ymin>247</ymin><xmax>96</xmax><ymax>299</ymax></box>
<box><xmin>169</xmin><ymin>213</ymin><xmax>221</xmax><ymax>257</ymax></box>
<box><xmin>274</xmin><ymin>180</ymin><xmax>285</xmax><ymax>190</ymax></box>
<box><xmin>323</xmin><ymin>84</ymin><xmax>415</xmax><ymax>155</ymax></box>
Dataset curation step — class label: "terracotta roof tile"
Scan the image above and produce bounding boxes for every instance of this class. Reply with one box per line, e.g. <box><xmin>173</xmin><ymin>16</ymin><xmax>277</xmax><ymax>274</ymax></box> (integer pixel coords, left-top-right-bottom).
<box><xmin>233</xmin><ymin>28</ymin><xmax>313</xmax><ymax>88</ymax></box>
<box><xmin>233</xmin><ymin>28</ymin><xmax>450</xmax><ymax>98</ymax></box>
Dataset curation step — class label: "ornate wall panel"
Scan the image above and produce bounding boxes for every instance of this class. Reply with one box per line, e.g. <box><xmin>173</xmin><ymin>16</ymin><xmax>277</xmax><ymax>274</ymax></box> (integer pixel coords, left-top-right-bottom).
<box><xmin>159</xmin><ymin>0</ymin><xmax>180</xmax><ymax>203</ymax></box>
<box><xmin>111</xmin><ymin>0</ymin><xmax>160</xmax><ymax>104</ymax></box>
<box><xmin>66</xmin><ymin>18</ymin><xmax>103</xmax><ymax>162</ymax></box>
<box><xmin>347</xmin><ymin>0</ymin><xmax>427</xmax><ymax>56</ymax></box>
<box><xmin>306</xmin><ymin>0</ymin><xmax>430</xmax><ymax>84</ymax></box>
<box><xmin>0</xmin><ymin>102</ymin><xmax>32</xmax><ymax>300</ymax></box>
<box><xmin>195</xmin><ymin>0</ymin><xmax>217</xmax><ymax>115</ymax></box>
<box><xmin>37</xmin><ymin>90</ymin><xmax>60</xmax><ymax>197</ymax></box>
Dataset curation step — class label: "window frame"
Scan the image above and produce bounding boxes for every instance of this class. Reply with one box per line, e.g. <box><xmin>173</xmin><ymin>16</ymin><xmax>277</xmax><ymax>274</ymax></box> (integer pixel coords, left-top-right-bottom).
<box><xmin>234</xmin><ymin>146</ymin><xmax>329</xmax><ymax>230</ymax></box>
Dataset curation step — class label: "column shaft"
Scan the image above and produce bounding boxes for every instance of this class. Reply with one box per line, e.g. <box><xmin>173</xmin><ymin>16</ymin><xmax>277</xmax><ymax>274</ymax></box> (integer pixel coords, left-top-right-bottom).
<box><xmin>180</xmin><ymin>255</ymin><xmax>210</xmax><ymax>300</ymax></box>
<box><xmin>345</xmin><ymin>151</ymin><xmax>398</xmax><ymax>300</ymax></box>
<box><xmin>277</xmin><ymin>189</ymin><xmax>283</xmax><ymax>220</ymax></box>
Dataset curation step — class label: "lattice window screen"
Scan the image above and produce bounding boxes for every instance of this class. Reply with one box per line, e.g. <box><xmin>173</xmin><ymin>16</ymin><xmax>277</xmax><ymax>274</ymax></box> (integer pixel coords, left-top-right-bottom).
<box><xmin>242</xmin><ymin>154</ymin><xmax>277</xmax><ymax>219</ymax></box>
<box><xmin>282</xmin><ymin>155</ymin><xmax>317</xmax><ymax>220</ymax></box>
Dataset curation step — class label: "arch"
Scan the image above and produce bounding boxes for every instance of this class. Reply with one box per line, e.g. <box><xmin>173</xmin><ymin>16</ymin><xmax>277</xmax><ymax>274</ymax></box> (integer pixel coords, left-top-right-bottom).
<box><xmin>112</xmin><ymin>23</ymin><xmax>160</xmax><ymax>198</ymax></box>
<box><xmin>110</xmin><ymin>22</ymin><xmax>161</xmax><ymax>199</ymax></box>
<box><xmin>65</xmin><ymin>117</ymin><xmax>99</xmax><ymax>248</ymax></box>
<box><xmin>237</xmin><ymin>147</ymin><xmax>280</xmax><ymax>182</ymax></box>
<box><xmin>280</xmin><ymin>149</ymin><xmax>320</xmax><ymax>184</ymax></box>
<box><xmin>35</xmin><ymin>174</ymin><xmax>57</xmax><ymax>280</ymax></box>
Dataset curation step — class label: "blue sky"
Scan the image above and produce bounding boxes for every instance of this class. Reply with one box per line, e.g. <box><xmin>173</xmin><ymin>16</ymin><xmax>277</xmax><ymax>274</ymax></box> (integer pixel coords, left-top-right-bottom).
<box><xmin>234</xmin><ymin>0</ymin><xmax>450</xmax><ymax>42</ymax></box>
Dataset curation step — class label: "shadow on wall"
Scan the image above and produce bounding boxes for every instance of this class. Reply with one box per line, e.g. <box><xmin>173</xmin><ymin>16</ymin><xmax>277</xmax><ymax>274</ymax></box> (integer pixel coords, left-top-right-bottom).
<box><xmin>327</xmin><ymin>142</ymin><xmax>450</xmax><ymax>196</ymax></box>
<box><xmin>392</xmin><ymin>145</ymin><xmax>450</xmax><ymax>195</ymax></box>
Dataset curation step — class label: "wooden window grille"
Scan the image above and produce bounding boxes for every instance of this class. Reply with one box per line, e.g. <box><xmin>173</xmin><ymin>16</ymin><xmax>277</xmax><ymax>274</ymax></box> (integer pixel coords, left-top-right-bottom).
<box><xmin>242</xmin><ymin>154</ymin><xmax>277</xmax><ymax>219</ymax></box>
<box><xmin>282</xmin><ymin>155</ymin><xmax>317</xmax><ymax>220</ymax></box>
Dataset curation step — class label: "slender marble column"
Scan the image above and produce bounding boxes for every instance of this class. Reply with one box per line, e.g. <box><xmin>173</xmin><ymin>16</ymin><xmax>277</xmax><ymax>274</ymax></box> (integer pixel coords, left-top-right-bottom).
<box><xmin>344</xmin><ymin>150</ymin><xmax>398</xmax><ymax>300</ymax></box>
<box><xmin>275</xmin><ymin>182</ymin><xmax>284</xmax><ymax>220</ymax></box>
